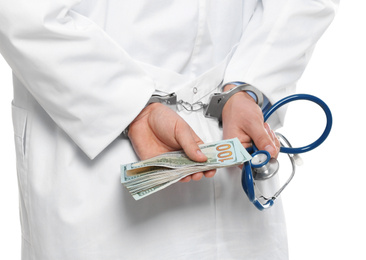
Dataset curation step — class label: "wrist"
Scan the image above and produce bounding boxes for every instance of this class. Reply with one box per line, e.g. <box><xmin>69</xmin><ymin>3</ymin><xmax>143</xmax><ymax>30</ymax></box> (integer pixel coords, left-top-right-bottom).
<box><xmin>223</xmin><ymin>84</ymin><xmax>255</xmax><ymax>103</ymax></box>
<box><xmin>223</xmin><ymin>82</ymin><xmax>260</xmax><ymax>103</ymax></box>
<box><xmin>223</xmin><ymin>84</ymin><xmax>236</xmax><ymax>92</ymax></box>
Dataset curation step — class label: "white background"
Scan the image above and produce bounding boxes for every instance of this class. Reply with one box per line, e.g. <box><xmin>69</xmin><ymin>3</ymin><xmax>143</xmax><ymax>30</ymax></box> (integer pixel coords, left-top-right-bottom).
<box><xmin>0</xmin><ymin>2</ymin><xmax>365</xmax><ymax>259</ymax></box>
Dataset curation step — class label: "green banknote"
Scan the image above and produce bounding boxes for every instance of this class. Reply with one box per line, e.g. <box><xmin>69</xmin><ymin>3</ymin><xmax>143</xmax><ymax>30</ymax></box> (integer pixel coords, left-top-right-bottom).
<box><xmin>120</xmin><ymin>138</ymin><xmax>251</xmax><ymax>200</ymax></box>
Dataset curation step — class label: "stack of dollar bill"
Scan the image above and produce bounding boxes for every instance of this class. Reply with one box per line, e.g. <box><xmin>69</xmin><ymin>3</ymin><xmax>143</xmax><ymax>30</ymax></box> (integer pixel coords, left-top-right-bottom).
<box><xmin>121</xmin><ymin>138</ymin><xmax>252</xmax><ymax>200</ymax></box>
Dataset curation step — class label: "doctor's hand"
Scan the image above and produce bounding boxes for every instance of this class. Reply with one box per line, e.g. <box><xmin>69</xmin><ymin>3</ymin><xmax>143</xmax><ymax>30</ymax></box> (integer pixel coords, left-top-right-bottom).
<box><xmin>222</xmin><ymin>84</ymin><xmax>280</xmax><ymax>158</ymax></box>
<box><xmin>127</xmin><ymin>103</ymin><xmax>216</xmax><ymax>182</ymax></box>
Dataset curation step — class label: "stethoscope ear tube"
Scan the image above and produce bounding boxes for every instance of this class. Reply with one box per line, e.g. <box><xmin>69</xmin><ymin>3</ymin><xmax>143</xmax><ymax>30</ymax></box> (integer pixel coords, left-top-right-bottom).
<box><xmin>263</xmin><ymin>94</ymin><xmax>333</xmax><ymax>154</ymax></box>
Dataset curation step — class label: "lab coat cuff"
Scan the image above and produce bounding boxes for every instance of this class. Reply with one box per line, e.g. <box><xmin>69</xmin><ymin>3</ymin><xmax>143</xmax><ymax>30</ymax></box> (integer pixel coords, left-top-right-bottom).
<box><xmin>78</xmin><ymin>87</ymin><xmax>156</xmax><ymax>160</ymax></box>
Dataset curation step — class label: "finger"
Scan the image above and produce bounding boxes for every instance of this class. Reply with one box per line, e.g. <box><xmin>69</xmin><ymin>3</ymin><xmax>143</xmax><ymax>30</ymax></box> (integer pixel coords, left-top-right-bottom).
<box><xmin>264</xmin><ymin>123</ymin><xmax>280</xmax><ymax>157</ymax></box>
<box><xmin>180</xmin><ymin>175</ymin><xmax>192</xmax><ymax>182</ymax></box>
<box><xmin>250</xmin><ymin>122</ymin><xmax>277</xmax><ymax>158</ymax></box>
<box><xmin>175</xmin><ymin>120</ymin><xmax>207</xmax><ymax>162</ymax></box>
<box><xmin>191</xmin><ymin>172</ymin><xmax>204</xmax><ymax>181</ymax></box>
<box><xmin>223</xmin><ymin>126</ymin><xmax>252</xmax><ymax>147</ymax></box>
<box><xmin>268</xmin><ymin>129</ymin><xmax>280</xmax><ymax>158</ymax></box>
<box><xmin>265</xmin><ymin>123</ymin><xmax>278</xmax><ymax>147</ymax></box>
<box><xmin>203</xmin><ymin>169</ymin><xmax>216</xmax><ymax>178</ymax></box>
<box><xmin>272</xmin><ymin>130</ymin><xmax>281</xmax><ymax>153</ymax></box>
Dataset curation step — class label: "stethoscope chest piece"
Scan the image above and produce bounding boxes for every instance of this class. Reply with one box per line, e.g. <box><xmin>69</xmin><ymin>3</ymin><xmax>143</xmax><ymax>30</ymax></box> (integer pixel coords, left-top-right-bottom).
<box><xmin>251</xmin><ymin>151</ymin><xmax>279</xmax><ymax>180</ymax></box>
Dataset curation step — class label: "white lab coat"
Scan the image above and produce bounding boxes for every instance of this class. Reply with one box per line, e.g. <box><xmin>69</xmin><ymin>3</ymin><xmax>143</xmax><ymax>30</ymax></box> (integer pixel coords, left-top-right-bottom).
<box><xmin>0</xmin><ymin>0</ymin><xmax>338</xmax><ymax>259</ymax></box>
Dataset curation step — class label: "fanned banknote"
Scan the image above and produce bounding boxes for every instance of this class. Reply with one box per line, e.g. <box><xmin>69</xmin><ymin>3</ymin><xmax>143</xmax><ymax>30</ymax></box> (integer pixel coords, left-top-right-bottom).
<box><xmin>121</xmin><ymin>138</ymin><xmax>251</xmax><ymax>200</ymax></box>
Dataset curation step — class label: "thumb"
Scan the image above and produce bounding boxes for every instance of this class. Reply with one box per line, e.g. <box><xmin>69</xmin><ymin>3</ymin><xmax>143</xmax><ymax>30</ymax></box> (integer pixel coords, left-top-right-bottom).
<box><xmin>175</xmin><ymin>120</ymin><xmax>208</xmax><ymax>162</ymax></box>
<box><xmin>251</xmin><ymin>123</ymin><xmax>277</xmax><ymax>158</ymax></box>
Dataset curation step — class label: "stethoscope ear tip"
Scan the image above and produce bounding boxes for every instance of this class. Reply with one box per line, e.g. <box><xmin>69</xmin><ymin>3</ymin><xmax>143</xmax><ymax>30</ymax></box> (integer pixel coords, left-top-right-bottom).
<box><xmin>292</xmin><ymin>154</ymin><xmax>303</xmax><ymax>166</ymax></box>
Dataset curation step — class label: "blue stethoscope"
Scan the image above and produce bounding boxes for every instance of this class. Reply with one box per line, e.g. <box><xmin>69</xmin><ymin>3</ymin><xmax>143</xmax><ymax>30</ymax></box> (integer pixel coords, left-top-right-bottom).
<box><xmin>242</xmin><ymin>94</ymin><xmax>333</xmax><ymax>210</ymax></box>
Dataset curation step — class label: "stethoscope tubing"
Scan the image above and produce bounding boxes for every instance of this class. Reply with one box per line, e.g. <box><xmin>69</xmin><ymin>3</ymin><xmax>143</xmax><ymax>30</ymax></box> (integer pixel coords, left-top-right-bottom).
<box><xmin>253</xmin><ymin>93</ymin><xmax>333</xmax><ymax>154</ymax></box>
<box><xmin>243</xmin><ymin>93</ymin><xmax>333</xmax><ymax>210</ymax></box>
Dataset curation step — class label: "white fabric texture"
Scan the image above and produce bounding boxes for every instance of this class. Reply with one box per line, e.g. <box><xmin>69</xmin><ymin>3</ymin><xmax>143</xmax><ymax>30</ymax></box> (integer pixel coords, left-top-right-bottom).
<box><xmin>0</xmin><ymin>0</ymin><xmax>338</xmax><ymax>259</ymax></box>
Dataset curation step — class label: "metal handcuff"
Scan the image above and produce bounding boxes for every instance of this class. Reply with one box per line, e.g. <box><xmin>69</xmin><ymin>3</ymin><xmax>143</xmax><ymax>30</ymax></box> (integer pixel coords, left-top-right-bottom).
<box><xmin>144</xmin><ymin>83</ymin><xmax>263</xmax><ymax>121</ymax></box>
<box><xmin>122</xmin><ymin>83</ymin><xmax>260</xmax><ymax>136</ymax></box>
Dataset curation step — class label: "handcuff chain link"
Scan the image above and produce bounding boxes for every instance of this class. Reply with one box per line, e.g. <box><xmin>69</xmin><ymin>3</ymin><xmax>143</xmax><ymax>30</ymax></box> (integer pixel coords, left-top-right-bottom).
<box><xmin>177</xmin><ymin>99</ymin><xmax>207</xmax><ymax>112</ymax></box>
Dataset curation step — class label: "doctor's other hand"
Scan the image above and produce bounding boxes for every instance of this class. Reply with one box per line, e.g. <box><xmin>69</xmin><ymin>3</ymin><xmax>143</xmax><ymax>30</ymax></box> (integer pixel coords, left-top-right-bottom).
<box><xmin>222</xmin><ymin>84</ymin><xmax>280</xmax><ymax>158</ymax></box>
<box><xmin>127</xmin><ymin>102</ymin><xmax>216</xmax><ymax>182</ymax></box>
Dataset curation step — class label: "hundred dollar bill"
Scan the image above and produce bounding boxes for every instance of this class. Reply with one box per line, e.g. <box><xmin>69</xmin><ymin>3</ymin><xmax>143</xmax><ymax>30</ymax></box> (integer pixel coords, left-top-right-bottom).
<box><xmin>125</xmin><ymin>138</ymin><xmax>249</xmax><ymax>174</ymax></box>
<box><xmin>121</xmin><ymin>137</ymin><xmax>248</xmax><ymax>182</ymax></box>
<box><xmin>120</xmin><ymin>138</ymin><xmax>251</xmax><ymax>200</ymax></box>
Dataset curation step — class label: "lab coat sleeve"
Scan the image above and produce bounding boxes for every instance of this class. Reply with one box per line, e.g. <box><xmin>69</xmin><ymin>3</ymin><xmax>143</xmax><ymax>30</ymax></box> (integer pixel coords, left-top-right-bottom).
<box><xmin>0</xmin><ymin>0</ymin><xmax>156</xmax><ymax>159</ymax></box>
<box><xmin>224</xmin><ymin>0</ymin><xmax>339</xmax><ymax>126</ymax></box>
